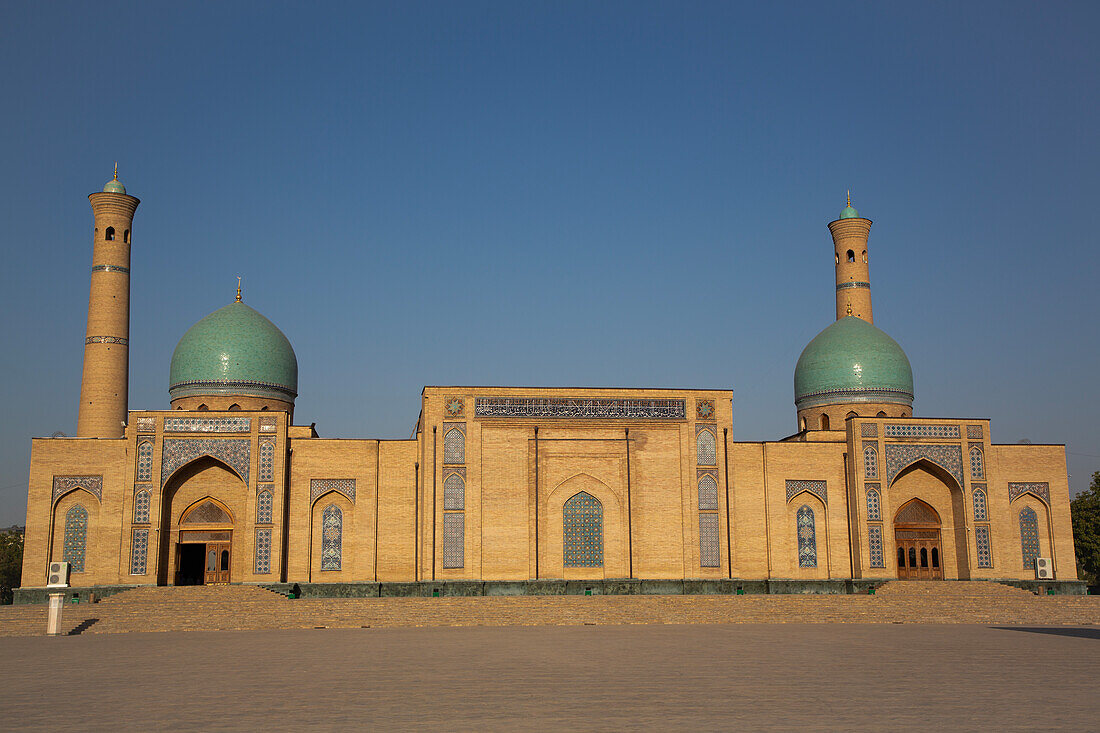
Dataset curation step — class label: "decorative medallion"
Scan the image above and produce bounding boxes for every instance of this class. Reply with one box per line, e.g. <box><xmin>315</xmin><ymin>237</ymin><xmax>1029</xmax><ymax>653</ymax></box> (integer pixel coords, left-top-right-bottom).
<box><xmin>696</xmin><ymin>399</ymin><xmax>715</xmax><ymax>420</ymax></box>
<box><xmin>444</xmin><ymin>397</ymin><xmax>465</xmax><ymax>418</ymax></box>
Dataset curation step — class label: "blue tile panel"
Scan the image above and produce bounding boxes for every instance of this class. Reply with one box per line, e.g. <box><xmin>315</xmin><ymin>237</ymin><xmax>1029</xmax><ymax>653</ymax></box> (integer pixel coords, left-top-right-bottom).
<box><xmin>163</xmin><ymin>417</ymin><xmax>252</xmax><ymax>433</ymax></box>
<box><xmin>258</xmin><ymin>415</ymin><xmax>277</xmax><ymax>432</ymax></box>
<box><xmin>976</xmin><ymin>525</ymin><xmax>993</xmax><ymax>568</ymax></box>
<box><xmin>796</xmin><ymin>505</ymin><xmax>817</xmax><ymax>568</ymax></box>
<box><xmin>443</xmin><ymin>513</ymin><xmax>465</xmax><ymax>569</ymax></box>
<box><xmin>134</xmin><ymin>416</ymin><xmax>156</xmax><ymax>431</ymax></box>
<box><xmin>443</xmin><ymin>474</ymin><xmax>465</xmax><ymax>510</ymax></box>
<box><xmin>884</xmin><ymin>444</ymin><xmax>963</xmax><ymax>487</ymax></box>
<box><xmin>136</xmin><ymin>440</ymin><xmax>154</xmax><ymax>482</ymax></box>
<box><xmin>475</xmin><ymin>397</ymin><xmax>686</xmax><ymax>420</ymax></box>
<box><xmin>966</xmin><ymin>425</ymin><xmax>984</xmax><ymax>440</ymax></box>
<box><xmin>161</xmin><ymin>439</ymin><xmax>250</xmax><ymax>487</ymax></box>
<box><xmin>320</xmin><ymin>504</ymin><xmax>342</xmax><ymax>571</ymax></box>
<box><xmin>257</xmin><ymin>489</ymin><xmax>273</xmax><ymax>524</ymax></box>
<box><xmin>63</xmin><ymin>504</ymin><xmax>88</xmax><ymax>572</ymax></box>
<box><xmin>130</xmin><ymin>528</ymin><xmax>148</xmax><ymax>575</ymax></box>
<box><xmin>258</xmin><ymin>440</ymin><xmax>275</xmax><ymax>482</ymax></box>
<box><xmin>699</xmin><ymin>513</ymin><xmax>720</xmax><ymax>568</ymax></box>
<box><xmin>1019</xmin><ymin>507</ymin><xmax>1040</xmax><ymax>569</ymax></box>
<box><xmin>696</xmin><ymin>399</ymin><xmax>715</xmax><ymax>419</ymax></box>
<box><xmin>863</xmin><ymin>443</ymin><xmax>878</xmax><ymax>478</ymax></box>
<box><xmin>310</xmin><ymin>479</ymin><xmax>355</xmax><ymax>505</ymax></box>
<box><xmin>868</xmin><ymin>525</ymin><xmax>885</xmax><ymax>567</ymax></box>
<box><xmin>443</xmin><ymin>424</ymin><xmax>465</xmax><ymax>464</ymax></box>
<box><xmin>133</xmin><ymin>489</ymin><xmax>150</xmax><ymax>524</ymax></box>
<box><xmin>255</xmin><ymin>528</ymin><xmax>272</xmax><ymax>574</ymax></box>
<box><xmin>696</xmin><ymin>428</ymin><xmax>717</xmax><ymax>466</ymax></box>
<box><xmin>85</xmin><ymin>335</ymin><xmax>128</xmax><ymax>345</ymax></box>
<box><xmin>860</xmin><ymin>423</ymin><xmax>878</xmax><ymax>437</ymax></box>
<box><xmin>564</xmin><ymin>492</ymin><xmax>603</xmax><ymax>567</ymax></box>
<box><xmin>1008</xmin><ymin>482</ymin><xmax>1050</xmax><ymax>505</ymax></box>
<box><xmin>884</xmin><ymin>424</ymin><xmax>960</xmax><ymax>439</ymax></box>
<box><xmin>697</xmin><ymin>474</ymin><xmax>719</xmax><ymax>511</ymax></box>
<box><xmin>785</xmin><ymin>479</ymin><xmax>827</xmax><ymax>505</ymax></box>
<box><xmin>973</xmin><ymin>486</ymin><xmax>988</xmax><ymax>521</ymax></box>
<box><xmin>969</xmin><ymin>445</ymin><xmax>984</xmax><ymax>478</ymax></box>
<box><xmin>866</xmin><ymin>486</ymin><xmax>881</xmax><ymax>521</ymax></box>
<box><xmin>444</xmin><ymin>397</ymin><xmax>465</xmax><ymax>418</ymax></box>
<box><xmin>52</xmin><ymin>475</ymin><xmax>102</xmax><ymax>502</ymax></box>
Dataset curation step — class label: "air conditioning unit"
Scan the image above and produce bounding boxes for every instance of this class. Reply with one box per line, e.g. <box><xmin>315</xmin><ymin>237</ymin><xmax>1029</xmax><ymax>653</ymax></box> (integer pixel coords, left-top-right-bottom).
<box><xmin>47</xmin><ymin>561</ymin><xmax>71</xmax><ymax>588</ymax></box>
<box><xmin>1035</xmin><ymin>557</ymin><xmax>1053</xmax><ymax>579</ymax></box>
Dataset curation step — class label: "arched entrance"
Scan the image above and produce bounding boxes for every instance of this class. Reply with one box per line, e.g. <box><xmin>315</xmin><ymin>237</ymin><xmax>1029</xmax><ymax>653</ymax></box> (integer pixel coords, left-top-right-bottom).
<box><xmin>894</xmin><ymin>499</ymin><xmax>943</xmax><ymax>580</ymax></box>
<box><xmin>176</xmin><ymin>498</ymin><xmax>234</xmax><ymax>585</ymax></box>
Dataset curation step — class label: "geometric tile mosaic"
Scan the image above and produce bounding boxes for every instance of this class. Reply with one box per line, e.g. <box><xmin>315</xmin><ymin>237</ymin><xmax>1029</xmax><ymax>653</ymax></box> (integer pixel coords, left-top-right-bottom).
<box><xmin>259</xmin><ymin>415</ymin><xmax>277</xmax><ymax>432</ymax></box>
<box><xmin>699</xmin><ymin>513</ymin><xmax>720</xmax><ymax>568</ymax></box>
<box><xmin>975</xmin><ymin>525</ymin><xmax>992</xmax><ymax>568</ymax></box>
<box><xmin>1019</xmin><ymin>506</ymin><xmax>1040</xmax><ymax>570</ymax></box>
<box><xmin>161</xmin><ymin>439</ymin><xmax>250</xmax><ymax>487</ymax></box>
<box><xmin>969</xmin><ymin>445</ymin><xmax>984</xmax><ymax>479</ymax></box>
<box><xmin>443</xmin><ymin>512</ymin><xmax>465</xmax><ymax>569</ymax></box>
<box><xmin>884</xmin><ymin>444</ymin><xmax>963</xmax><ymax>487</ymax></box>
<box><xmin>443</xmin><ymin>474</ymin><xmax>465</xmax><ymax>511</ymax></box>
<box><xmin>258</xmin><ymin>440</ymin><xmax>275</xmax><ymax>482</ymax></box>
<box><xmin>860</xmin><ymin>422</ymin><xmax>878</xmax><ymax>437</ymax></box>
<box><xmin>134</xmin><ymin>415</ymin><xmax>156</xmax><ymax>432</ymax></box>
<box><xmin>884</xmin><ymin>424</ymin><xmax>960</xmax><ymax>439</ymax></box>
<box><xmin>257</xmin><ymin>488</ymin><xmax>273</xmax><ymax>524</ymax></box>
<box><xmin>320</xmin><ymin>504</ymin><xmax>342</xmax><ymax>571</ymax></box>
<box><xmin>163</xmin><ymin>417</ymin><xmax>251</xmax><ymax>433</ymax></box>
<box><xmin>310</xmin><ymin>479</ymin><xmax>355</xmax><ymax>505</ymax></box>
<box><xmin>863</xmin><ymin>443</ymin><xmax>878</xmax><ymax>478</ymax></box>
<box><xmin>868</xmin><ymin>524</ymin><xmax>884</xmax><ymax>568</ymax></box>
<box><xmin>1008</xmin><ymin>482</ymin><xmax>1050</xmax><ymax>506</ymax></box>
<box><xmin>133</xmin><ymin>488</ymin><xmax>151</xmax><ymax>524</ymax></box>
<box><xmin>255</xmin><ymin>527</ymin><xmax>272</xmax><ymax>574</ymax></box>
<box><xmin>130</xmin><ymin>527</ymin><xmax>149</xmax><ymax>575</ymax></box>
<box><xmin>696</xmin><ymin>399</ymin><xmax>715</xmax><ymax>420</ymax></box>
<box><xmin>697</xmin><ymin>474</ymin><xmax>719</xmax><ymax>511</ymax></box>
<box><xmin>786</xmin><ymin>480</ymin><xmax>827</xmax><ymax>505</ymax></box>
<box><xmin>444</xmin><ymin>397</ymin><xmax>465</xmax><ymax>418</ymax></box>
<box><xmin>866</xmin><ymin>486</ymin><xmax>881</xmax><ymax>521</ymax></box>
<box><xmin>52</xmin><ymin>475</ymin><xmax>102</xmax><ymax>503</ymax></box>
<box><xmin>696</xmin><ymin>428</ymin><xmax>717</xmax><ymax>466</ymax></box>
<box><xmin>563</xmin><ymin>492</ymin><xmax>603</xmax><ymax>568</ymax></box>
<box><xmin>966</xmin><ymin>424</ymin><xmax>984</xmax><ymax>440</ymax></box>
<box><xmin>443</xmin><ymin>424</ymin><xmax>465</xmax><ymax>465</ymax></box>
<box><xmin>63</xmin><ymin>504</ymin><xmax>88</xmax><ymax>573</ymax></box>
<box><xmin>972</xmin><ymin>485</ymin><xmax>988</xmax><ymax>521</ymax></box>
<box><xmin>475</xmin><ymin>396</ymin><xmax>686</xmax><ymax>420</ymax></box>
<box><xmin>796</xmin><ymin>505</ymin><xmax>817</xmax><ymax>568</ymax></box>
<box><xmin>136</xmin><ymin>439</ymin><xmax>154</xmax><ymax>482</ymax></box>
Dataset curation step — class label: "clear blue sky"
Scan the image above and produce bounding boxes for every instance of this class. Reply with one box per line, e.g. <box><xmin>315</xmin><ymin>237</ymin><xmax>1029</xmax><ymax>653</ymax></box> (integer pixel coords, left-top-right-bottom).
<box><xmin>1</xmin><ymin>2</ymin><xmax>1098</xmax><ymax>526</ymax></box>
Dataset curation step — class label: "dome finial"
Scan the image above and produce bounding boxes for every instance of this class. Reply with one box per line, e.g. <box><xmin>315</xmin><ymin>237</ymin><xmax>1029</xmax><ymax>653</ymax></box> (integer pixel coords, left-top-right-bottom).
<box><xmin>839</xmin><ymin>191</ymin><xmax>859</xmax><ymax>219</ymax></box>
<box><xmin>236</xmin><ymin>276</ymin><xmax>242</xmax><ymax>303</ymax></box>
<box><xmin>846</xmin><ymin>300</ymin><xmax>852</xmax><ymax>316</ymax></box>
<box><xmin>113</xmin><ymin>162</ymin><xmax>118</xmax><ymax>181</ymax></box>
<box><xmin>846</xmin><ymin>189</ymin><xmax>850</xmax><ymax>207</ymax></box>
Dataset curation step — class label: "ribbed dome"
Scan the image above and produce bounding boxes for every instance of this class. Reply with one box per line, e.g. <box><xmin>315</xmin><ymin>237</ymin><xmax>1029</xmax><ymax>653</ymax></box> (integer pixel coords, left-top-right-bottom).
<box><xmin>794</xmin><ymin>316</ymin><xmax>913</xmax><ymax>410</ymax></box>
<box><xmin>169</xmin><ymin>301</ymin><xmax>298</xmax><ymax>404</ymax></box>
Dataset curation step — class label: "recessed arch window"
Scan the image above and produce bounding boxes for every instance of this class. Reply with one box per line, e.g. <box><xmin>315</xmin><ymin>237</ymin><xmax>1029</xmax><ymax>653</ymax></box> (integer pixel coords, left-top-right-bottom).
<box><xmin>320</xmin><ymin>504</ymin><xmax>342</xmax><ymax>571</ymax></box>
<box><xmin>696</xmin><ymin>429</ymin><xmax>716</xmax><ymax>466</ymax></box>
<box><xmin>973</xmin><ymin>487</ymin><xmax>988</xmax><ymax>521</ymax></box>
<box><xmin>969</xmin><ymin>446</ymin><xmax>984</xmax><ymax>478</ymax></box>
<box><xmin>876</xmin><ymin>411</ymin><xmax>887</xmax><ymax>418</ymax></box>
<box><xmin>861</xmin><ymin>250</ymin><xmax>867</xmax><ymax>263</ymax></box>
<box><xmin>564</xmin><ymin>492</ymin><xmax>603</xmax><ymax>567</ymax></box>
<box><xmin>136</xmin><ymin>440</ymin><xmax>153</xmax><ymax>482</ymax></box>
<box><xmin>820</xmin><ymin>414</ymin><xmax>830</xmax><ymax>430</ymax></box>
<box><xmin>443</xmin><ymin>427</ymin><xmax>465</xmax><ymax>464</ymax></box>
<box><xmin>866</xmin><ymin>488</ymin><xmax>881</xmax><ymax>521</ymax></box>
<box><xmin>123</xmin><ymin>229</ymin><xmax>130</xmax><ymax>244</ymax></box>
<box><xmin>443</xmin><ymin>473</ymin><xmax>465</xmax><ymax>510</ymax></box>
<box><xmin>105</xmin><ymin>226</ymin><xmax>115</xmax><ymax>241</ymax></box>
<box><xmin>1019</xmin><ymin>506</ymin><xmax>1040</xmax><ymax>570</ymax></box>
<box><xmin>63</xmin><ymin>504</ymin><xmax>89</xmax><ymax>572</ymax></box>
<box><xmin>697</xmin><ymin>474</ymin><xmax>718</xmax><ymax>511</ymax></box>
<box><xmin>228</xmin><ymin>403</ymin><xmax>241</xmax><ymax>412</ymax></box>
<box><xmin>796</xmin><ymin>505</ymin><xmax>817</xmax><ymax>568</ymax></box>
<box><xmin>800</xmin><ymin>416</ymin><xmax>807</xmax><ymax>431</ymax></box>
<box><xmin>863</xmin><ymin>444</ymin><xmax>878</xmax><ymax>479</ymax></box>
<box><xmin>257</xmin><ymin>489</ymin><xmax>273</xmax><ymax>524</ymax></box>
<box><xmin>846</xmin><ymin>249</ymin><xmax>855</xmax><ymax>263</ymax></box>
<box><xmin>197</xmin><ymin>404</ymin><xmax>208</xmax><ymax>411</ymax></box>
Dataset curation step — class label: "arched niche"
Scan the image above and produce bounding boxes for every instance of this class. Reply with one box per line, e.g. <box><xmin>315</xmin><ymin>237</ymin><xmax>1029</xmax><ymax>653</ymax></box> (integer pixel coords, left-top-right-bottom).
<box><xmin>888</xmin><ymin>461</ymin><xmax>969</xmax><ymax>579</ymax></box>
<box><xmin>544</xmin><ymin>473</ymin><xmax>627</xmax><ymax>581</ymax></box>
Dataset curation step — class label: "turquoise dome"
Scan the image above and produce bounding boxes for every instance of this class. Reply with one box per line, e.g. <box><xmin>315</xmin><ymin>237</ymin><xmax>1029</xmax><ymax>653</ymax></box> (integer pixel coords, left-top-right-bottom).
<box><xmin>169</xmin><ymin>301</ymin><xmax>298</xmax><ymax>403</ymax></box>
<box><xmin>794</xmin><ymin>316</ymin><xmax>913</xmax><ymax>410</ymax></box>
<box><xmin>839</xmin><ymin>205</ymin><xmax>859</xmax><ymax>219</ymax></box>
<box><xmin>103</xmin><ymin>178</ymin><xmax>126</xmax><ymax>194</ymax></box>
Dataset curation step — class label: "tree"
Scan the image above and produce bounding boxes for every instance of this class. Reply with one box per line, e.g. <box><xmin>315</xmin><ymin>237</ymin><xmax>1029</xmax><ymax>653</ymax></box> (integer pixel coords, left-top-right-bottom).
<box><xmin>1071</xmin><ymin>471</ymin><xmax>1100</xmax><ymax>586</ymax></box>
<box><xmin>0</xmin><ymin>530</ymin><xmax>24</xmax><ymax>605</ymax></box>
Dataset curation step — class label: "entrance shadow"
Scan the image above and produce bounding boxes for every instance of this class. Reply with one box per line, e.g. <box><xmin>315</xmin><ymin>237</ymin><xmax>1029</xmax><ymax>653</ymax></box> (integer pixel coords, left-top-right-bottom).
<box><xmin>992</xmin><ymin>626</ymin><xmax>1100</xmax><ymax>640</ymax></box>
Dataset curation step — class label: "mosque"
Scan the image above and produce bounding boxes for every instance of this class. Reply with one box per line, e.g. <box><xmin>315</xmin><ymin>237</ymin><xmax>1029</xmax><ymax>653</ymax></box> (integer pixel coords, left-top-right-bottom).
<box><xmin>18</xmin><ymin>173</ymin><xmax>1077</xmax><ymax>594</ymax></box>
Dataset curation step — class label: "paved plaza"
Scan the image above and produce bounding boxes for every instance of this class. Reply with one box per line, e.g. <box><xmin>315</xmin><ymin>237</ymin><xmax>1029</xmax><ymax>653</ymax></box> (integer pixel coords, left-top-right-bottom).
<box><xmin>1</xmin><ymin>623</ymin><xmax>1097</xmax><ymax>731</ymax></box>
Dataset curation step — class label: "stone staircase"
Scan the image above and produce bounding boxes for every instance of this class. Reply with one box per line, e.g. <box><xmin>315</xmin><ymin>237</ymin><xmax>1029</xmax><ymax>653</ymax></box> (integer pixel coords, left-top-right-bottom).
<box><xmin>0</xmin><ymin>581</ymin><xmax>1095</xmax><ymax>637</ymax></box>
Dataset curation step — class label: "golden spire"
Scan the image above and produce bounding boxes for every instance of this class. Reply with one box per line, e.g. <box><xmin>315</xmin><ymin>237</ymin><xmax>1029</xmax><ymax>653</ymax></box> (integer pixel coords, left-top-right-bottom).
<box><xmin>846</xmin><ymin>189</ymin><xmax>851</xmax><ymax>207</ymax></box>
<box><xmin>114</xmin><ymin>162</ymin><xmax>119</xmax><ymax>181</ymax></box>
<box><xmin>236</xmin><ymin>277</ymin><xmax>242</xmax><ymax>303</ymax></box>
<box><xmin>846</xmin><ymin>300</ymin><xmax>852</xmax><ymax>316</ymax></box>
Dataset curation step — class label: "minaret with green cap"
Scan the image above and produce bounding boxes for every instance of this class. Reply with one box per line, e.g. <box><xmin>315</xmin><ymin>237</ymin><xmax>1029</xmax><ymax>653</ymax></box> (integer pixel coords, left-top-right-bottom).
<box><xmin>830</xmin><ymin>191</ymin><xmax>873</xmax><ymax>323</ymax></box>
<box><xmin>77</xmin><ymin>165</ymin><xmax>140</xmax><ymax>438</ymax></box>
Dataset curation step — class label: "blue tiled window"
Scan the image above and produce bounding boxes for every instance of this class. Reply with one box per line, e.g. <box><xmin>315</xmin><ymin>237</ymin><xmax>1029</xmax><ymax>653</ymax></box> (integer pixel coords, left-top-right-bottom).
<box><xmin>564</xmin><ymin>492</ymin><xmax>603</xmax><ymax>567</ymax></box>
<box><xmin>320</xmin><ymin>504</ymin><xmax>342</xmax><ymax>571</ymax></box>
<box><xmin>63</xmin><ymin>504</ymin><xmax>88</xmax><ymax>572</ymax></box>
<box><xmin>796</xmin><ymin>505</ymin><xmax>817</xmax><ymax>568</ymax></box>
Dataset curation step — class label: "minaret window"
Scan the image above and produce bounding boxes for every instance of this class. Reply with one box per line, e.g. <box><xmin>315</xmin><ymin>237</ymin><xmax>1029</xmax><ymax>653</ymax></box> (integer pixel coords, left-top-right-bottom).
<box><xmin>846</xmin><ymin>249</ymin><xmax>855</xmax><ymax>263</ymax></box>
<box><xmin>124</xmin><ymin>229</ymin><xmax>130</xmax><ymax>244</ymax></box>
<box><xmin>105</xmin><ymin>226</ymin><xmax>115</xmax><ymax>241</ymax></box>
<box><xmin>861</xmin><ymin>250</ymin><xmax>867</xmax><ymax>263</ymax></box>
<box><xmin>820</xmin><ymin>414</ymin><xmax>830</xmax><ymax>430</ymax></box>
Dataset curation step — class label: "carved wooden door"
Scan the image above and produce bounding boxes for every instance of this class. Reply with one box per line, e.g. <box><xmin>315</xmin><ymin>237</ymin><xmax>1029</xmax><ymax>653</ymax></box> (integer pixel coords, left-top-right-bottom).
<box><xmin>204</xmin><ymin>542</ymin><xmax>231</xmax><ymax>584</ymax></box>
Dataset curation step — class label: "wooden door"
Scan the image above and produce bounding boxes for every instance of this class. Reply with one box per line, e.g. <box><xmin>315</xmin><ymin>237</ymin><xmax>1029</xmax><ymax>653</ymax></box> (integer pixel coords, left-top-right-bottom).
<box><xmin>204</xmin><ymin>542</ymin><xmax>231</xmax><ymax>584</ymax></box>
<box><xmin>895</xmin><ymin>530</ymin><xmax>943</xmax><ymax>580</ymax></box>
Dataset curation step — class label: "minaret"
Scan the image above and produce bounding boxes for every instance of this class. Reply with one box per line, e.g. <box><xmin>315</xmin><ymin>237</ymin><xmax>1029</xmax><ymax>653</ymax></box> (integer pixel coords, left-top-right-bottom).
<box><xmin>829</xmin><ymin>191</ymin><xmax>873</xmax><ymax>323</ymax></box>
<box><xmin>77</xmin><ymin>166</ymin><xmax>140</xmax><ymax>438</ymax></box>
